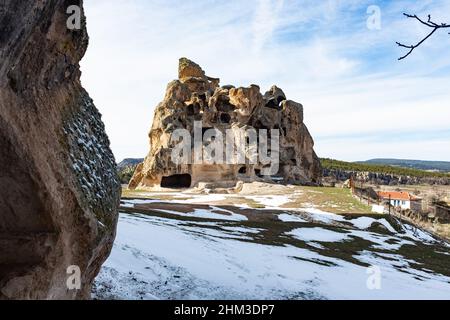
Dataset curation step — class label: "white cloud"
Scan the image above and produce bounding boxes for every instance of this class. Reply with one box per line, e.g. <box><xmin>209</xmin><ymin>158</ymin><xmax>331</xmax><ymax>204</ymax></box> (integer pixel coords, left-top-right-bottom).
<box><xmin>81</xmin><ymin>0</ymin><xmax>450</xmax><ymax>162</ymax></box>
<box><xmin>252</xmin><ymin>0</ymin><xmax>284</xmax><ymax>53</ymax></box>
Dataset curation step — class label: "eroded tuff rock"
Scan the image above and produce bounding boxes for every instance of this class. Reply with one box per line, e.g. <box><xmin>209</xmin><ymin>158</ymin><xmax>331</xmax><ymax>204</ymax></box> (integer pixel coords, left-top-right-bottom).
<box><xmin>129</xmin><ymin>58</ymin><xmax>321</xmax><ymax>190</ymax></box>
<box><xmin>0</xmin><ymin>1</ymin><xmax>120</xmax><ymax>299</ymax></box>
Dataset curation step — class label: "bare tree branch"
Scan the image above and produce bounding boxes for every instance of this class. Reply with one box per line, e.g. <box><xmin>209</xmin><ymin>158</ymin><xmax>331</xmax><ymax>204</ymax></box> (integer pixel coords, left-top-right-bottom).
<box><xmin>397</xmin><ymin>13</ymin><xmax>450</xmax><ymax>60</ymax></box>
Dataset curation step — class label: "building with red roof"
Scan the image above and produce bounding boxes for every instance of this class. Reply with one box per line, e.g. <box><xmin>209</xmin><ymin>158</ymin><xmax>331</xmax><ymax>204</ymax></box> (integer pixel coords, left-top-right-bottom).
<box><xmin>377</xmin><ymin>191</ymin><xmax>422</xmax><ymax>212</ymax></box>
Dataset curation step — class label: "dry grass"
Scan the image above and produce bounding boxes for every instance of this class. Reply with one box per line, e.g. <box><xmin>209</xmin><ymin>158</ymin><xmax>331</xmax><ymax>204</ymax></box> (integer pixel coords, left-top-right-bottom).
<box><xmin>121</xmin><ymin>188</ymin><xmax>190</xmax><ymax>201</ymax></box>
<box><xmin>122</xmin><ymin>184</ymin><xmax>372</xmax><ymax>214</ymax></box>
<box><xmin>281</xmin><ymin>187</ymin><xmax>372</xmax><ymax>214</ymax></box>
<box><xmin>431</xmin><ymin>223</ymin><xmax>450</xmax><ymax>240</ymax></box>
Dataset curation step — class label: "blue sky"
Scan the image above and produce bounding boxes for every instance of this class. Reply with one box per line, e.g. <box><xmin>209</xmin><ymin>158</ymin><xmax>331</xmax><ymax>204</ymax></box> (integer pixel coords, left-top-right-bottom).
<box><xmin>81</xmin><ymin>0</ymin><xmax>450</xmax><ymax>162</ymax></box>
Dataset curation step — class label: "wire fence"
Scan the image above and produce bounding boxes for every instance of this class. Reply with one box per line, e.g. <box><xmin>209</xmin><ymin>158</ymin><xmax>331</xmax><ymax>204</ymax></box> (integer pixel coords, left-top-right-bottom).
<box><xmin>347</xmin><ymin>178</ymin><xmax>450</xmax><ymax>242</ymax></box>
<box><xmin>350</xmin><ymin>180</ymin><xmax>450</xmax><ymax>224</ymax></box>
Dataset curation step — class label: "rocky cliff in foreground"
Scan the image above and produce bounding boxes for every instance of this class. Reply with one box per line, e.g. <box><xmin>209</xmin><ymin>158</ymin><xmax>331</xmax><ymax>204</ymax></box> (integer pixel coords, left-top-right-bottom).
<box><xmin>0</xmin><ymin>1</ymin><xmax>120</xmax><ymax>299</ymax></box>
<box><xmin>130</xmin><ymin>58</ymin><xmax>321</xmax><ymax>190</ymax></box>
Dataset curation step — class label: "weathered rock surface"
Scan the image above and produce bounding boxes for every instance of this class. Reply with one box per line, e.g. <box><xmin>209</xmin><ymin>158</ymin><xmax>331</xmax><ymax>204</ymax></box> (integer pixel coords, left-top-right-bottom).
<box><xmin>0</xmin><ymin>1</ymin><xmax>120</xmax><ymax>299</ymax></box>
<box><xmin>130</xmin><ymin>58</ymin><xmax>321</xmax><ymax>190</ymax></box>
<box><xmin>323</xmin><ymin>169</ymin><xmax>450</xmax><ymax>186</ymax></box>
<box><xmin>118</xmin><ymin>158</ymin><xmax>144</xmax><ymax>184</ymax></box>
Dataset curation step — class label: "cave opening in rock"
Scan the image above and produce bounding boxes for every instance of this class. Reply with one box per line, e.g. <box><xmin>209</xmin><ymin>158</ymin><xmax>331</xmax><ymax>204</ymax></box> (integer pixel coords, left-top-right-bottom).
<box><xmin>277</xmin><ymin>96</ymin><xmax>285</xmax><ymax>105</ymax></box>
<box><xmin>265</xmin><ymin>98</ymin><xmax>282</xmax><ymax>110</ymax></box>
<box><xmin>198</xmin><ymin>93</ymin><xmax>207</xmax><ymax>102</ymax></box>
<box><xmin>254</xmin><ymin>169</ymin><xmax>263</xmax><ymax>177</ymax></box>
<box><xmin>161</xmin><ymin>174</ymin><xmax>192</xmax><ymax>188</ymax></box>
<box><xmin>186</xmin><ymin>104</ymin><xmax>194</xmax><ymax>116</ymax></box>
<box><xmin>239</xmin><ymin>166</ymin><xmax>247</xmax><ymax>174</ymax></box>
<box><xmin>219</xmin><ymin>113</ymin><xmax>231</xmax><ymax>124</ymax></box>
<box><xmin>187</xmin><ymin>102</ymin><xmax>201</xmax><ymax>116</ymax></box>
<box><xmin>217</xmin><ymin>95</ymin><xmax>235</xmax><ymax>112</ymax></box>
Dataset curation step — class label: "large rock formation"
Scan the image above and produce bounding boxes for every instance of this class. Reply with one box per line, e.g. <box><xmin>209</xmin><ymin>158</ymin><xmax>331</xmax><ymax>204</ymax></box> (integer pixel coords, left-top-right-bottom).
<box><xmin>0</xmin><ymin>1</ymin><xmax>120</xmax><ymax>299</ymax></box>
<box><xmin>130</xmin><ymin>58</ymin><xmax>321</xmax><ymax>190</ymax></box>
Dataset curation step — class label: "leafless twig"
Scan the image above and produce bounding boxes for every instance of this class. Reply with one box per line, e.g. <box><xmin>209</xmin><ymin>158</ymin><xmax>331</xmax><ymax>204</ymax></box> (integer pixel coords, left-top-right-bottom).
<box><xmin>396</xmin><ymin>13</ymin><xmax>450</xmax><ymax>60</ymax></box>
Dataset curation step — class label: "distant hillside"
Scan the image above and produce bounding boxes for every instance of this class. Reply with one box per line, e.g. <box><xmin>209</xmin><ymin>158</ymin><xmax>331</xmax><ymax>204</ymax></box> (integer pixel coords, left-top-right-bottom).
<box><xmin>117</xmin><ymin>158</ymin><xmax>144</xmax><ymax>170</ymax></box>
<box><xmin>117</xmin><ymin>157</ymin><xmax>450</xmax><ymax>185</ymax></box>
<box><xmin>117</xmin><ymin>158</ymin><xmax>144</xmax><ymax>184</ymax></box>
<box><xmin>321</xmin><ymin>158</ymin><xmax>450</xmax><ymax>179</ymax></box>
<box><xmin>359</xmin><ymin>159</ymin><xmax>450</xmax><ymax>173</ymax></box>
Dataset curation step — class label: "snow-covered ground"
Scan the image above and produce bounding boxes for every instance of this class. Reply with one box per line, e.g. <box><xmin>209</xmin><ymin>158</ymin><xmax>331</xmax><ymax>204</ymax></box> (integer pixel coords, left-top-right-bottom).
<box><xmin>93</xmin><ymin>197</ymin><xmax>450</xmax><ymax>300</ymax></box>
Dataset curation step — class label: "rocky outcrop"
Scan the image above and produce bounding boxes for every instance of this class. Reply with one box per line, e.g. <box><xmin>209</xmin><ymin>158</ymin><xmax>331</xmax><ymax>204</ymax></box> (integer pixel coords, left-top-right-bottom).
<box><xmin>0</xmin><ymin>1</ymin><xmax>120</xmax><ymax>299</ymax></box>
<box><xmin>323</xmin><ymin>169</ymin><xmax>450</xmax><ymax>186</ymax></box>
<box><xmin>129</xmin><ymin>58</ymin><xmax>321</xmax><ymax>190</ymax></box>
<box><xmin>117</xmin><ymin>158</ymin><xmax>144</xmax><ymax>184</ymax></box>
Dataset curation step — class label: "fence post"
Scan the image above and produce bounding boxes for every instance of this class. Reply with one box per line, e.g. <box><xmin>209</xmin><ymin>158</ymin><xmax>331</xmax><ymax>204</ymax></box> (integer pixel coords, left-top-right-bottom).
<box><xmin>388</xmin><ymin>195</ymin><xmax>391</xmax><ymax>216</ymax></box>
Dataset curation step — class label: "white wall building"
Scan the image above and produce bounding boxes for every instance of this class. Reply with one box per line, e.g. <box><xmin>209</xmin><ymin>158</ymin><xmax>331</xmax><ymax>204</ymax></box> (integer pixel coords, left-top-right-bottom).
<box><xmin>378</xmin><ymin>191</ymin><xmax>422</xmax><ymax>212</ymax></box>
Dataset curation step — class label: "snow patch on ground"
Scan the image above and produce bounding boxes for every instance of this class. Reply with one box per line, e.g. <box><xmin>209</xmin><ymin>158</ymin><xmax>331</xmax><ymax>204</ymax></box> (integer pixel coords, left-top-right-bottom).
<box><xmin>94</xmin><ymin>211</ymin><xmax>450</xmax><ymax>300</ymax></box>
<box><xmin>402</xmin><ymin>224</ymin><xmax>437</xmax><ymax>243</ymax></box>
<box><xmin>278</xmin><ymin>213</ymin><xmax>307</xmax><ymax>223</ymax></box>
<box><xmin>350</xmin><ymin>217</ymin><xmax>378</xmax><ymax>229</ymax></box>
<box><xmin>246</xmin><ymin>195</ymin><xmax>291</xmax><ymax>208</ymax></box>
<box><xmin>121</xmin><ymin>200</ymin><xmax>247</xmax><ymax>221</ymax></box>
<box><xmin>183</xmin><ymin>194</ymin><xmax>227</xmax><ymax>203</ymax></box>
<box><xmin>349</xmin><ymin>217</ymin><xmax>396</xmax><ymax>233</ymax></box>
<box><xmin>287</xmin><ymin>227</ymin><xmax>350</xmax><ymax>242</ymax></box>
<box><xmin>155</xmin><ymin>208</ymin><xmax>248</xmax><ymax>222</ymax></box>
<box><xmin>302</xmin><ymin>208</ymin><xmax>346</xmax><ymax>224</ymax></box>
<box><xmin>349</xmin><ymin>230</ymin><xmax>414</xmax><ymax>251</ymax></box>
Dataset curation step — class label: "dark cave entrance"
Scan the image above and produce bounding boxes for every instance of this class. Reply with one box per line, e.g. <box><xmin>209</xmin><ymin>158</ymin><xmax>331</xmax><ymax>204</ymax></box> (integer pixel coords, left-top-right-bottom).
<box><xmin>219</xmin><ymin>113</ymin><xmax>231</xmax><ymax>124</ymax></box>
<box><xmin>238</xmin><ymin>166</ymin><xmax>247</xmax><ymax>174</ymax></box>
<box><xmin>264</xmin><ymin>96</ymin><xmax>284</xmax><ymax>110</ymax></box>
<box><xmin>216</xmin><ymin>95</ymin><xmax>235</xmax><ymax>112</ymax></box>
<box><xmin>186</xmin><ymin>103</ymin><xmax>200</xmax><ymax>116</ymax></box>
<box><xmin>161</xmin><ymin>174</ymin><xmax>192</xmax><ymax>189</ymax></box>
